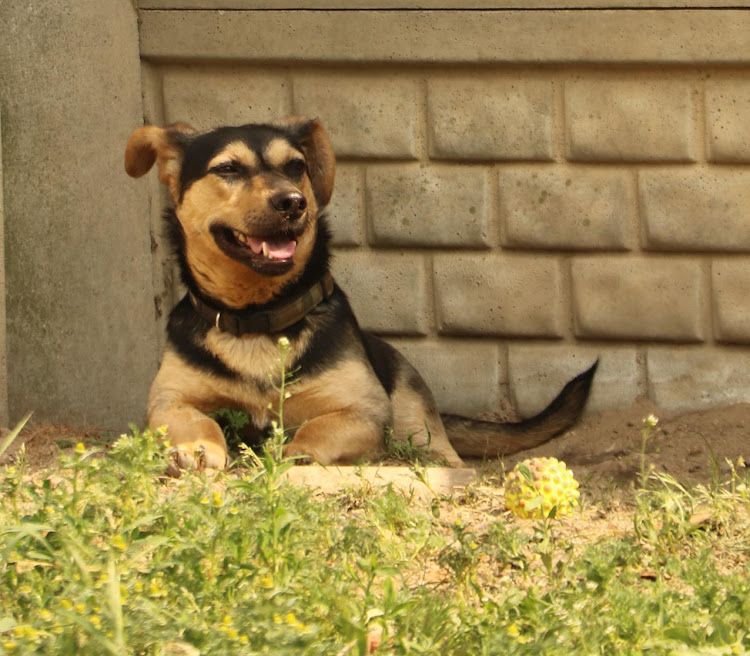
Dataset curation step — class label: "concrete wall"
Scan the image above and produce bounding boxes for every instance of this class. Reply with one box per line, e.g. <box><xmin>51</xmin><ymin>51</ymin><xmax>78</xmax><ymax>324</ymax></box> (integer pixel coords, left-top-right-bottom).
<box><xmin>0</xmin><ymin>1</ymin><xmax>160</xmax><ymax>428</ymax></box>
<box><xmin>139</xmin><ymin>6</ymin><xmax>750</xmax><ymax>419</ymax></box>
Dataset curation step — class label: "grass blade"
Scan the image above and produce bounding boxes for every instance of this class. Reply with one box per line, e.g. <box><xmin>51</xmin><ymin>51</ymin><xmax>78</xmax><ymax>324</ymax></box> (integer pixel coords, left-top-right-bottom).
<box><xmin>0</xmin><ymin>412</ymin><xmax>32</xmax><ymax>459</ymax></box>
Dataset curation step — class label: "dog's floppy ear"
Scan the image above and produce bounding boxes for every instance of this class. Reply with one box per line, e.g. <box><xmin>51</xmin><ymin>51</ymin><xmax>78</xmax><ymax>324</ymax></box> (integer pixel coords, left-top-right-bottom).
<box><xmin>124</xmin><ymin>122</ymin><xmax>195</xmax><ymax>198</ymax></box>
<box><xmin>277</xmin><ymin>117</ymin><xmax>336</xmax><ymax>207</ymax></box>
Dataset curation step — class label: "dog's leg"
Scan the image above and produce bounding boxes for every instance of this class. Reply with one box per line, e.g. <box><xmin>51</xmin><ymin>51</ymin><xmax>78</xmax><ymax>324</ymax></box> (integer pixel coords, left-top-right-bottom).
<box><xmin>391</xmin><ymin>385</ymin><xmax>465</xmax><ymax>468</ymax></box>
<box><xmin>283</xmin><ymin>410</ymin><xmax>383</xmax><ymax>465</ymax></box>
<box><xmin>149</xmin><ymin>403</ymin><xmax>228</xmax><ymax>471</ymax></box>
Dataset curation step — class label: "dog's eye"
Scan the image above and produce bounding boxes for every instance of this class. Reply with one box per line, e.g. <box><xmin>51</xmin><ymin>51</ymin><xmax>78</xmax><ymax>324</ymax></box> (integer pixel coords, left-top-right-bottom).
<box><xmin>209</xmin><ymin>162</ymin><xmax>244</xmax><ymax>177</ymax></box>
<box><xmin>283</xmin><ymin>159</ymin><xmax>306</xmax><ymax>179</ymax></box>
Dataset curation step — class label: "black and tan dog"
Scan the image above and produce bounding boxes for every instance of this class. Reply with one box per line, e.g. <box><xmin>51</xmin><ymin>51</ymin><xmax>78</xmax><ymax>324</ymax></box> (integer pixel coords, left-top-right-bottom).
<box><xmin>124</xmin><ymin>117</ymin><xmax>596</xmax><ymax>470</ymax></box>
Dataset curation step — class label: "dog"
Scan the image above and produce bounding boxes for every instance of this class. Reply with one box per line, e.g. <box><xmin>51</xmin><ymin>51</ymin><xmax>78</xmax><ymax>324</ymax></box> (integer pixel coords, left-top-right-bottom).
<box><xmin>124</xmin><ymin>117</ymin><xmax>597</xmax><ymax>470</ymax></box>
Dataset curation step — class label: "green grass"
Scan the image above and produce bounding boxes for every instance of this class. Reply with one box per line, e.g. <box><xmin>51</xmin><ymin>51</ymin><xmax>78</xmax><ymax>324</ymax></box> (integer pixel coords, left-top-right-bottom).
<box><xmin>1</xmin><ymin>426</ymin><xmax>750</xmax><ymax>655</ymax></box>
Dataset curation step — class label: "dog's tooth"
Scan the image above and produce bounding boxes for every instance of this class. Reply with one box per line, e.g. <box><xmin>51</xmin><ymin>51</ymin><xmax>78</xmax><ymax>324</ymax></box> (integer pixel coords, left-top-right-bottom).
<box><xmin>262</xmin><ymin>242</ymin><xmax>269</xmax><ymax>257</ymax></box>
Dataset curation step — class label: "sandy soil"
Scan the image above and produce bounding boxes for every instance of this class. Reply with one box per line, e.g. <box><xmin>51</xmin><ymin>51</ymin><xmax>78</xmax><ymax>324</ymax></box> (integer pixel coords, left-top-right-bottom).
<box><xmin>489</xmin><ymin>398</ymin><xmax>750</xmax><ymax>490</ymax></box>
<box><xmin>3</xmin><ymin>398</ymin><xmax>749</xmax><ymax>490</ymax></box>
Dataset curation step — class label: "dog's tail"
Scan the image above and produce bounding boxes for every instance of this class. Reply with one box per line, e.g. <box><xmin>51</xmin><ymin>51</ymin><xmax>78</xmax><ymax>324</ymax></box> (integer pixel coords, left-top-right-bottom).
<box><xmin>445</xmin><ymin>360</ymin><xmax>598</xmax><ymax>458</ymax></box>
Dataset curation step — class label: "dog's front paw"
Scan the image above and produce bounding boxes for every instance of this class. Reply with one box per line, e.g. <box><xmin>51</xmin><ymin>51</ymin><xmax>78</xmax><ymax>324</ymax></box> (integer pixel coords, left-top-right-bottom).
<box><xmin>167</xmin><ymin>440</ymin><xmax>228</xmax><ymax>476</ymax></box>
<box><xmin>282</xmin><ymin>442</ymin><xmax>318</xmax><ymax>465</ymax></box>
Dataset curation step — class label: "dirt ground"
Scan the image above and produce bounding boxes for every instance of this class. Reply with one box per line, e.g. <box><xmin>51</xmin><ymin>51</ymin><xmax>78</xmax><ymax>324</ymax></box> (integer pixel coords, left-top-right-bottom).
<box><xmin>3</xmin><ymin>398</ymin><xmax>750</xmax><ymax>490</ymax></box>
<box><xmin>487</xmin><ymin>398</ymin><xmax>750</xmax><ymax>491</ymax></box>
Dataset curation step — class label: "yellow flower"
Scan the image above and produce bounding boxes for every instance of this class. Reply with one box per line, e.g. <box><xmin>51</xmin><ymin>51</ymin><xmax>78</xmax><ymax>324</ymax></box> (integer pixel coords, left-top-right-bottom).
<box><xmin>111</xmin><ymin>535</ymin><xmax>127</xmax><ymax>551</ymax></box>
<box><xmin>60</xmin><ymin>599</ymin><xmax>73</xmax><ymax>611</ymax></box>
<box><xmin>199</xmin><ymin>496</ymin><xmax>210</xmax><ymax>505</ymax></box>
<box><xmin>260</xmin><ymin>575</ymin><xmax>274</xmax><ymax>589</ymax></box>
<box><xmin>284</xmin><ymin>613</ymin><xmax>307</xmax><ymax>630</ymax></box>
<box><xmin>2</xmin><ymin>640</ymin><xmax>18</xmax><ymax>651</ymax></box>
<box><xmin>74</xmin><ymin>602</ymin><xmax>86</xmax><ymax>613</ymax></box>
<box><xmin>75</xmin><ymin>442</ymin><xmax>86</xmax><ymax>455</ymax></box>
<box><xmin>38</xmin><ymin>610</ymin><xmax>53</xmax><ymax>622</ymax></box>
<box><xmin>149</xmin><ymin>578</ymin><xmax>167</xmax><ymax>598</ymax></box>
<box><xmin>506</xmin><ymin>623</ymin><xmax>520</xmax><ymax>637</ymax></box>
<box><xmin>13</xmin><ymin>625</ymin><xmax>38</xmax><ymax>639</ymax></box>
<box><xmin>212</xmin><ymin>491</ymin><xmax>223</xmax><ymax>508</ymax></box>
<box><xmin>90</xmin><ymin>615</ymin><xmax>101</xmax><ymax>629</ymax></box>
<box><xmin>643</xmin><ymin>414</ymin><xmax>659</xmax><ymax>429</ymax></box>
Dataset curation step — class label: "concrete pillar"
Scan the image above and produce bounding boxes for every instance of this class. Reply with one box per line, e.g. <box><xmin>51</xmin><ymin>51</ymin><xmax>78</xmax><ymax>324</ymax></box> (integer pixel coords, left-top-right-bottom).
<box><xmin>0</xmin><ymin>1</ymin><xmax>159</xmax><ymax>428</ymax></box>
<box><xmin>0</xmin><ymin>115</ymin><xmax>8</xmax><ymax>427</ymax></box>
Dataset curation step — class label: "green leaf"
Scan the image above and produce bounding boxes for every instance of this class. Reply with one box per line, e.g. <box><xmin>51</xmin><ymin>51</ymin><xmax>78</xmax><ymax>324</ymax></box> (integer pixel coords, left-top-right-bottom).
<box><xmin>0</xmin><ymin>617</ymin><xmax>16</xmax><ymax>633</ymax></box>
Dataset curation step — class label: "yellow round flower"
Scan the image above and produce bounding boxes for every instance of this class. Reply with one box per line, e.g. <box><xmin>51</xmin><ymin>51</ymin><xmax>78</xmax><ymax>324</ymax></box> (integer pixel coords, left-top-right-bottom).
<box><xmin>504</xmin><ymin>457</ymin><xmax>580</xmax><ymax>519</ymax></box>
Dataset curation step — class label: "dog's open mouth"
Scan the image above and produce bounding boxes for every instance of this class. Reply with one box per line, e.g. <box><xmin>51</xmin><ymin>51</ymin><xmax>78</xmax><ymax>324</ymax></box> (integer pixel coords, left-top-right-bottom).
<box><xmin>211</xmin><ymin>225</ymin><xmax>298</xmax><ymax>275</ymax></box>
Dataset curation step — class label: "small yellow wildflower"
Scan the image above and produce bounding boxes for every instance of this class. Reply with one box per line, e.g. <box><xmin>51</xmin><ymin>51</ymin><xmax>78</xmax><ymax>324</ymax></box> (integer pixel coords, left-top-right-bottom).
<box><xmin>60</xmin><ymin>599</ymin><xmax>73</xmax><ymax>611</ymax></box>
<box><xmin>260</xmin><ymin>575</ymin><xmax>274</xmax><ymax>589</ymax></box>
<box><xmin>38</xmin><ymin>610</ymin><xmax>53</xmax><ymax>622</ymax></box>
<box><xmin>149</xmin><ymin>577</ymin><xmax>167</xmax><ymax>598</ymax></box>
<box><xmin>75</xmin><ymin>442</ymin><xmax>86</xmax><ymax>455</ymax></box>
<box><xmin>199</xmin><ymin>496</ymin><xmax>210</xmax><ymax>505</ymax></box>
<box><xmin>212</xmin><ymin>491</ymin><xmax>223</xmax><ymax>508</ymax></box>
<box><xmin>284</xmin><ymin>613</ymin><xmax>307</xmax><ymax>630</ymax></box>
<box><xmin>2</xmin><ymin>640</ymin><xmax>18</xmax><ymax>651</ymax></box>
<box><xmin>111</xmin><ymin>535</ymin><xmax>127</xmax><ymax>551</ymax></box>
<box><xmin>643</xmin><ymin>414</ymin><xmax>659</xmax><ymax>429</ymax></box>
<box><xmin>239</xmin><ymin>635</ymin><xmax>249</xmax><ymax>645</ymax></box>
<box><xmin>74</xmin><ymin>602</ymin><xmax>86</xmax><ymax>613</ymax></box>
<box><xmin>90</xmin><ymin>615</ymin><xmax>101</xmax><ymax>629</ymax></box>
<box><xmin>13</xmin><ymin>625</ymin><xmax>39</xmax><ymax>640</ymax></box>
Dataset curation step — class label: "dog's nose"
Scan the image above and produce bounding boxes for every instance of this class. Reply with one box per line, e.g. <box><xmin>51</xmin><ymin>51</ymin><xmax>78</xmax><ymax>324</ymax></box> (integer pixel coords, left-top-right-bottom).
<box><xmin>271</xmin><ymin>191</ymin><xmax>307</xmax><ymax>220</ymax></box>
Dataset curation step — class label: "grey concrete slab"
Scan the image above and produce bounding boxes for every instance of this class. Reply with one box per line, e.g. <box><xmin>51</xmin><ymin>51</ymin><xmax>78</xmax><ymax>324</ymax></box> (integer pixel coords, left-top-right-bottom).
<box><xmin>282</xmin><ymin>465</ymin><xmax>477</xmax><ymax>498</ymax></box>
<box><xmin>0</xmin><ymin>1</ymin><xmax>159</xmax><ymax>428</ymax></box>
<box><xmin>139</xmin><ymin>10</ymin><xmax>750</xmax><ymax>64</ymax></box>
<box><xmin>139</xmin><ymin>1</ymin><xmax>750</xmax><ymax>8</ymax></box>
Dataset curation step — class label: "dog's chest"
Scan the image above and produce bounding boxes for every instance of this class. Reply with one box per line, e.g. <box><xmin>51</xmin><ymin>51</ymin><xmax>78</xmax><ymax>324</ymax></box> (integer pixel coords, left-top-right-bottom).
<box><xmin>206</xmin><ymin>330</ymin><xmax>287</xmax><ymax>379</ymax></box>
<box><xmin>204</xmin><ymin>328</ymin><xmax>308</xmax><ymax>425</ymax></box>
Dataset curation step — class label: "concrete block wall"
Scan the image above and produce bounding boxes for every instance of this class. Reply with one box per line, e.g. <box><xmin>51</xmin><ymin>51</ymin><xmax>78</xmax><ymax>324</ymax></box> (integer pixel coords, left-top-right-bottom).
<box><xmin>138</xmin><ymin>5</ymin><xmax>750</xmax><ymax>419</ymax></box>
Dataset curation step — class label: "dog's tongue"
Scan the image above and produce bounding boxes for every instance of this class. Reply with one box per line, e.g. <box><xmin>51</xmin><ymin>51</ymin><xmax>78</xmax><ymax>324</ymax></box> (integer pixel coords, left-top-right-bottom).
<box><xmin>248</xmin><ymin>237</ymin><xmax>297</xmax><ymax>260</ymax></box>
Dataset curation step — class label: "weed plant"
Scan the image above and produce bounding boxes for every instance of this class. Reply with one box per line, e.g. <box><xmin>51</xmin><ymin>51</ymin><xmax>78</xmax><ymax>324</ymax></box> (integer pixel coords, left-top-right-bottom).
<box><xmin>1</xmin><ymin>357</ymin><xmax>750</xmax><ymax>653</ymax></box>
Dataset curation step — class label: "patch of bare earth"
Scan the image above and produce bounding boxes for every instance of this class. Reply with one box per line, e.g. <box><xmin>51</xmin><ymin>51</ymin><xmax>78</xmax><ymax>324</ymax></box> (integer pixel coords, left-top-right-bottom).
<box><xmin>0</xmin><ymin>421</ymin><xmax>103</xmax><ymax>470</ymax></box>
<box><xmin>480</xmin><ymin>398</ymin><xmax>750</xmax><ymax>491</ymax></box>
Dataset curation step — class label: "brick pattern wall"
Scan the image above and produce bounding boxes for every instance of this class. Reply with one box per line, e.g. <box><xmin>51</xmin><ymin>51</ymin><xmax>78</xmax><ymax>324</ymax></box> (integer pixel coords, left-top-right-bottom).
<box><xmin>143</xmin><ymin>50</ymin><xmax>750</xmax><ymax>418</ymax></box>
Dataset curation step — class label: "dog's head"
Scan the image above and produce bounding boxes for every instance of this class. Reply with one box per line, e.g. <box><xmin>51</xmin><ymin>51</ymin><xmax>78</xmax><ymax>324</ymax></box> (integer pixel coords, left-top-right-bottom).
<box><xmin>124</xmin><ymin>118</ymin><xmax>335</xmax><ymax>307</ymax></box>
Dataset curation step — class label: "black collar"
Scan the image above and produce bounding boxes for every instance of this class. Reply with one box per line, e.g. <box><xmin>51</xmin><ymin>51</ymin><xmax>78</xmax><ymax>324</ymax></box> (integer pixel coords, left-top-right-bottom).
<box><xmin>188</xmin><ymin>272</ymin><xmax>335</xmax><ymax>336</ymax></box>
